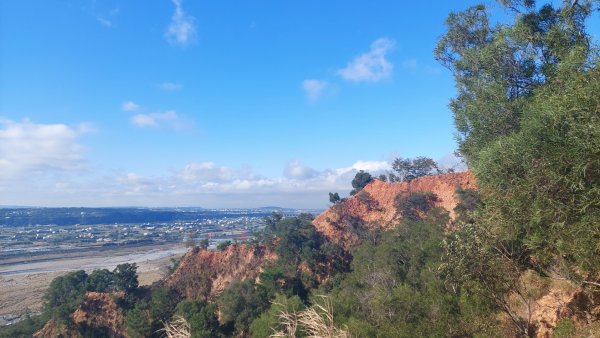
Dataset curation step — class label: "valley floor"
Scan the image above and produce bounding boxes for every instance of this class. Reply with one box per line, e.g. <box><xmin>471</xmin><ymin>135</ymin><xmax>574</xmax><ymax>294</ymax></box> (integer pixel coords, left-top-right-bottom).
<box><xmin>0</xmin><ymin>243</ymin><xmax>188</xmax><ymax>326</ymax></box>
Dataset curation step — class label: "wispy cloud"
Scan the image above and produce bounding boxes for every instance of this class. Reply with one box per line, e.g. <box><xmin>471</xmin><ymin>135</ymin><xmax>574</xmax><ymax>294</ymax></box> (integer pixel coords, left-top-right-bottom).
<box><xmin>131</xmin><ymin>110</ymin><xmax>189</xmax><ymax>130</ymax></box>
<box><xmin>338</xmin><ymin>38</ymin><xmax>395</xmax><ymax>83</ymax></box>
<box><xmin>0</xmin><ymin>119</ymin><xmax>90</xmax><ymax>180</ymax></box>
<box><xmin>121</xmin><ymin>101</ymin><xmax>140</xmax><ymax>112</ymax></box>
<box><xmin>165</xmin><ymin>0</ymin><xmax>197</xmax><ymax>47</ymax></box>
<box><xmin>302</xmin><ymin>79</ymin><xmax>328</xmax><ymax>102</ymax></box>
<box><xmin>95</xmin><ymin>6</ymin><xmax>119</xmax><ymax>28</ymax></box>
<box><xmin>158</xmin><ymin>82</ymin><xmax>183</xmax><ymax>91</ymax></box>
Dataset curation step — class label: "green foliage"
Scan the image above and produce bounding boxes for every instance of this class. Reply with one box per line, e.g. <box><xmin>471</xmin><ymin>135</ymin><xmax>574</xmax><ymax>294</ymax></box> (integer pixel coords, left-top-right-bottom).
<box><xmin>249</xmin><ymin>294</ymin><xmax>304</xmax><ymax>338</ymax></box>
<box><xmin>175</xmin><ymin>300</ymin><xmax>221</xmax><ymax>338</ymax></box>
<box><xmin>453</xmin><ymin>187</ymin><xmax>482</xmax><ymax>224</ymax></box>
<box><xmin>394</xmin><ymin>191</ymin><xmax>438</xmax><ymax>221</ymax></box>
<box><xmin>198</xmin><ymin>238</ymin><xmax>209</xmax><ymax>249</ymax></box>
<box><xmin>350</xmin><ymin>170</ymin><xmax>373</xmax><ymax>195</ymax></box>
<box><xmin>328</xmin><ymin>214</ymin><xmax>496</xmax><ymax>337</ymax></box>
<box><xmin>86</xmin><ymin>269</ymin><xmax>115</xmax><ymax>292</ymax></box>
<box><xmin>167</xmin><ymin>257</ymin><xmax>182</xmax><ymax>275</ymax></box>
<box><xmin>473</xmin><ymin>66</ymin><xmax>600</xmax><ymax>275</ymax></box>
<box><xmin>435</xmin><ymin>1</ymin><xmax>597</xmax><ymax>162</ymax></box>
<box><xmin>218</xmin><ymin>279</ymin><xmax>270</xmax><ymax>335</ymax></box>
<box><xmin>113</xmin><ymin>263</ymin><xmax>139</xmax><ymax>291</ymax></box>
<box><xmin>126</xmin><ymin>302</ymin><xmax>151</xmax><ymax>338</ymax></box>
<box><xmin>258</xmin><ymin>215</ymin><xmax>348</xmax><ymax>300</ymax></box>
<box><xmin>329</xmin><ymin>192</ymin><xmax>341</xmax><ymax>204</ymax></box>
<box><xmin>552</xmin><ymin>318</ymin><xmax>576</xmax><ymax>338</ymax></box>
<box><xmin>0</xmin><ymin>313</ymin><xmax>49</xmax><ymax>338</ymax></box>
<box><xmin>436</xmin><ymin>1</ymin><xmax>600</xmax><ymax>333</ymax></box>
<box><xmin>149</xmin><ymin>287</ymin><xmax>179</xmax><ymax>331</ymax></box>
<box><xmin>43</xmin><ymin>270</ymin><xmax>88</xmax><ymax>324</ymax></box>
<box><xmin>391</xmin><ymin>156</ymin><xmax>440</xmax><ymax>182</ymax></box>
<box><xmin>217</xmin><ymin>240</ymin><xmax>232</xmax><ymax>251</ymax></box>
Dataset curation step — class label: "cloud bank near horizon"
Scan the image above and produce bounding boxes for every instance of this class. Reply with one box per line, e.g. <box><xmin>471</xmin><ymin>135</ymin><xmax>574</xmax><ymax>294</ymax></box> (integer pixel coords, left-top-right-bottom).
<box><xmin>0</xmin><ymin>118</ymin><xmax>465</xmax><ymax>209</ymax></box>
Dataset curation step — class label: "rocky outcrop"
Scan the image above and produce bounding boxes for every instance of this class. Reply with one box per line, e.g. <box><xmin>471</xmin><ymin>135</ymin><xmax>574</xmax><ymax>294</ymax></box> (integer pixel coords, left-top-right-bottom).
<box><xmin>34</xmin><ymin>321</ymin><xmax>79</xmax><ymax>338</ymax></box>
<box><xmin>34</xmin><ymin>292</ymin><xmax>126</xmax><ymax>338</ymax></box>
<box><xmin>165</xmin><ymin>243</ymin><xmax>275</xmax><ymax>300</ymax></box>
<box><xmin>313</xmin><ymin>172</ymin><xmax>476</xmax><ymax>249</ymax></box>
<box><xmin>72</xmin><ymin>292</ymin><xmax>126</xmax><ymax>337</ymax></box>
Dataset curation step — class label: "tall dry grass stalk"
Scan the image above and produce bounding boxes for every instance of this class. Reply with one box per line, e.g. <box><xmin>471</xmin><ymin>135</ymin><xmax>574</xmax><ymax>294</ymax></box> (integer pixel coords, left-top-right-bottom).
<box><xmin>159</xmin><ymin>316</ymin><xmax>191</xmax><ymax>338</ymax></box>
<box><xmin>270</xmin><ymin>295</ymin><xmax>350</xmax><ymax>338</ymax></box>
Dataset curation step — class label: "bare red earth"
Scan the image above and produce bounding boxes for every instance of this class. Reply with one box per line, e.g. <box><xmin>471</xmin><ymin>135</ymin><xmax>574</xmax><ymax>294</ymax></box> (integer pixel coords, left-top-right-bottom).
<box><xmin>312</xmin><ymin>171</ymin><xmax>476</xmax><ymax>249</ymax></box>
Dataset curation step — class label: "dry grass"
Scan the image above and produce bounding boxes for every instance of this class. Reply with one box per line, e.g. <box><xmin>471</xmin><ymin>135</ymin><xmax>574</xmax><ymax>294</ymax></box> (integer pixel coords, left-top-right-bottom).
<box><xmin>270</xmin><ymin>295</ymin><xmax>350</xmax><ymax>338</ymax></box>
<box><xmin>159</xmin><ymin>316</ymin><xmax>191</xmax><ymax>338</ymax></box>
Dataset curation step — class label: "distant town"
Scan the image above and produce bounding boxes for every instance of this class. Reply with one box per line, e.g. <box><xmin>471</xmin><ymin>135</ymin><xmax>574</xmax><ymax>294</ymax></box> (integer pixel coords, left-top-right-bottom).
<box><xmin>0</xmin><ymin>207</ymin><xmax>321</xmax><ymax>259</ymax></box>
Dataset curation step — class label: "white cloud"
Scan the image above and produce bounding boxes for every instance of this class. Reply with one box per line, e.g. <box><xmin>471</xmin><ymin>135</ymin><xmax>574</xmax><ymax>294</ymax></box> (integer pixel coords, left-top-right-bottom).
<box><xmin>160</xmin><ymin>160</ymin><xmax>383</xmax><ymax>207</ymax></box>
<box><xmin>301</xmin><ymin>79</ymin><xmax>328</xmax><ymax>102</ymax></box>
<box><xmin>165</xmin><ymin>0</ymin><xmax>197</xmax><ymax>47</ymax></box>
<box><xmin>130</xmin><ymin>110</ymin><xmax>190</xmax><ymax>130</ymax></box>
<box><xmin>158</xmin><ymin>82</ymin><xmax>183</xmax><ymax>91</ymax></box>
<box><xmin>284</xmin><ymin>160</ymin><xmax>319</xmax><ymax>180</ymax></box>
<box><xmin>337</xmin><ymin>38</ymin><xmax>395</xmax><ymax>83</ymax></box>
<box><xmin>1</xmin><ymin>153</ymin><xmax>398</xmax><ymax>208</ymax></box>
<box><xmin>179</xmin><ymin>162</ymin><xmax>238</xmax><ymax>183</ymax></box>
<box><xmin>121</xmin><ymin>101</ymin><xmax>139</xmax><ymax>112</ymax></box>
<box><xmin>333</xmin><ymin>160</ymin><xmax>391</xmax><ymax>177</ymax></box>
<box><xmin>437</xmin><ymin>152</ymin><xmax>468</xmax><ymax>172</ymax></box>
<box><xmin>0</xmin><ymin>119</ymin><xmax>89</xmax><ymax>180</ymax></box>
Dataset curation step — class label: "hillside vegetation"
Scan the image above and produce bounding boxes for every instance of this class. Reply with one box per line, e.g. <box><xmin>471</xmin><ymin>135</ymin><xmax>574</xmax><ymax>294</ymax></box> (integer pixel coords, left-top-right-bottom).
<box><xmin>1</xmin><ymin>0</ymin><xmax>599</xmax><ymax>337</ymax></box>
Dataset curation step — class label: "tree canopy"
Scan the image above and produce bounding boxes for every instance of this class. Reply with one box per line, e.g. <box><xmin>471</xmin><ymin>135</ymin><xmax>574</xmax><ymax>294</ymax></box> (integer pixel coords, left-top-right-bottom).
<box><xmin>350</xmin><ymin>170</ymin><xmax>373</xmax><ymax>195</ymax></box>
<box><xmin>391</xmin><ymin>157</ymin><xmax>440</xmax><ymax>182</ymax></box>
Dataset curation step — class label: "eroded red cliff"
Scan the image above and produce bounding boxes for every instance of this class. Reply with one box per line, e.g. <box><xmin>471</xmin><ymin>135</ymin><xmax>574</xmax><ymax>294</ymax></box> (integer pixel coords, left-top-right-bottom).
<box><xmin>34</xmin><ymin>292</ymin><xmax>126</xmax><ymax>338</ymax></box>
<box><xmin>165</xmin><ymin>243</ymin><xmax>275</xmax><ymax>300</ymax></box>
<box><xmin>312</xmin><ymin>171</ymin><xmax>476</xmax><ymax>249</ymax></box>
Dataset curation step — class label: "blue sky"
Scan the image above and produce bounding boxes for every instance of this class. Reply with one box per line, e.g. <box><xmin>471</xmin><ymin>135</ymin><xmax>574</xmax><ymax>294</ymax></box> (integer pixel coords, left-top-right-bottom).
<box><xmin>1</xmin><ymin>1</ymin><xmax>598</xmax><ymax>208</ymax></box>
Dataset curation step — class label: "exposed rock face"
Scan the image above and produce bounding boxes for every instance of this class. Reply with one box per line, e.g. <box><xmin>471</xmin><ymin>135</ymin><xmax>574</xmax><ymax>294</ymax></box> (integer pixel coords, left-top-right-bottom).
<box><xmin>165</xmin><ymin>243</ymin><xmax>275</xmax><ymax>300</ymax></box>
<box><xmin>33</xmin><ymin>321</ymin><xmax>79</xmax><ymax>338</ymax></box>
<box><xmin>34</xmin><ymin>292</ymin><xmax>126</xmax><ymax>338</ymax></box>
<box><xmin>72</xmin><ymin>291</ymin><xmax>126</xmax><ymax>337</ymax></box>
<box><xmin>531</xmin><ymin>279</ymin><xmax>600</xmax><ymax>338</ymax></box>
<box><xmin>313</xmin><ymin>171</ymin><xmax>476</xmax><ymax>249</ymax></box>
<box><xmin>532</xmin><ymin>283</ymin><xmax>579</xmax><ymax>338</ymax></box>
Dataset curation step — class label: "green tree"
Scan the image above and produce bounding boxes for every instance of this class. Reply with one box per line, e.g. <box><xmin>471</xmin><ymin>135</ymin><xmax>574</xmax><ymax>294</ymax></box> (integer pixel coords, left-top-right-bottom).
<box><xmin>218</xmin><ymin>279</ymin><xmax>270</xmax><ymax>335</ymax></box>
<box><xmin>148</xmin><ymin>287</ymin><xmax>179</xmax><ymax>333</ymax></box>
<box><xmin>43</xmin><ymin>270</ymin><xmax>88</xmax><ymax>324</ymax></box>
<box><xmin>126</xmin><ymin>302</ymin><xmax>151</xmax><ymax>338</ymax></box>
<box><xmin>198</xmin><ymin>238</ymin><xmax>209</xmax><ymax>250</ymax></box>
<box><xmin>217</xmin><ymin>240</ymin><xmax>231</xmax><ymax>251</ymax></box>
<box><xmin>394</xmin><ymin>192</ymin><xmax>438</xmax><ymax>221</ymax></box>
<box><xmin>113</xmin><ymin>263</ymin><xmax>139</xmax><ymax>292</ymax></box>
<box><xmin>328</xmin><ymin>211</ymin><xmax>496</xmax><ymax>337</ymax></box>
<box><xmin>175</xmin><ymin>300</ymin><xmax>221</xmax><ymax>338</ymax></box>
<box><xmin>86</xmin><ymin>269</ymin><xmax>115</xmax><ymax>292</ymax></box>
<box><xmin>249</xmin><ymin>294</ymin><xmax>304</xmax><ymax>338</ymax></box>
<box><xmin>436</xmin><ymin>1</ymin><xmax>600</xmax><ymax>334</ymax></box>
<box><xmin>435</xmin><ymin>0</ymin><xmax>598</xmax><ymax>162</ymax></box>
<box><xmin>328</xmin><ymin>192</ymin><xmax>341</xmax><ymax>204</ymax></box>
<box><xmin>391</xmin><ymin>157</ymin><xmax>440</xmax><ymax>182</ymax></box>
<box><xmin>350</xmin><ymin>170</ymin><xmax>373</xmax><ymax>195</ymax></box>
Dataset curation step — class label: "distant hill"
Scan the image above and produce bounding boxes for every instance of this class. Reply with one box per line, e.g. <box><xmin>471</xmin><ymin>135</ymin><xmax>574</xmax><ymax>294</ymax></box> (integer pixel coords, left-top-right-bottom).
<box><xmin>0</xmin><ymin>207</ymin><xmax>307</xmax><ymax>227</ymax></box>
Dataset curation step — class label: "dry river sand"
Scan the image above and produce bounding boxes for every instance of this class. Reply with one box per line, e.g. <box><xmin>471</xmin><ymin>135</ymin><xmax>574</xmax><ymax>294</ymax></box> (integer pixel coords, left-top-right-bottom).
<box><xmin>0</xmin><ymin>244</ymin><xmax>188</xmax><ymax>325</ymax></box>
